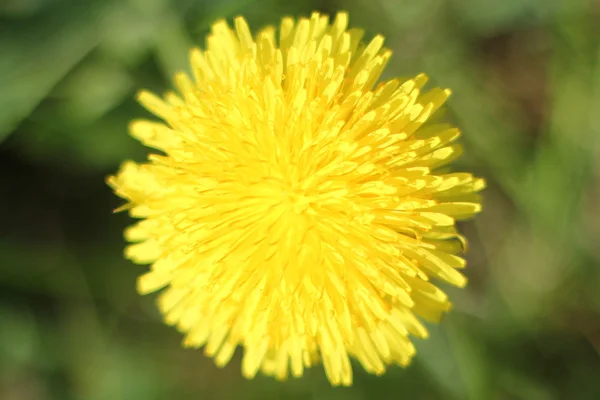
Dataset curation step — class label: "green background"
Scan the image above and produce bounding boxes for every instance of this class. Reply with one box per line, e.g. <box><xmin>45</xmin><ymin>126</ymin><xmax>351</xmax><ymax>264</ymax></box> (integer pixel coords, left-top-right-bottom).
<box><xmin>1</xmin><ymin>0</ymin><xmax>600</xmax><ymax>399</ymax></box>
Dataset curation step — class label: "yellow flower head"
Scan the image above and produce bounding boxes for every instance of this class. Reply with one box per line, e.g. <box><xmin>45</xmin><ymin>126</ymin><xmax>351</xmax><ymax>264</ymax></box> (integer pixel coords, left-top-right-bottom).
<box><xmin>108</xmin><ymin>11</ymin><xmax>484</xmax><ymax>386</ymax></box>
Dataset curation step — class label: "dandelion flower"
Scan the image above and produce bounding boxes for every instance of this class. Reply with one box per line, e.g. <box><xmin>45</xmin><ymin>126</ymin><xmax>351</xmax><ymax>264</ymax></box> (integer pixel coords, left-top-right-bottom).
<box><xmin>108</xmin><ymin>11</ymin><xmax>484</xmax><ymax>386</ymax></box>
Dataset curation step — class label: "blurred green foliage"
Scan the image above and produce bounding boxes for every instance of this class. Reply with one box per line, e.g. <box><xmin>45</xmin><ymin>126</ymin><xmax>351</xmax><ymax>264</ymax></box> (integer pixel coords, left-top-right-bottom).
<box><xmin>1</xmin><ymin>0</ymin><xmax>600</xmax><ymax>399</ymax></box>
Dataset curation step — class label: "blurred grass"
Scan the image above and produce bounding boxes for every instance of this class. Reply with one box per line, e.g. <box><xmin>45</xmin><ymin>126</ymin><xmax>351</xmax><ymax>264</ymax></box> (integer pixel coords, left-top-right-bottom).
<box><xmin>1</xmin><ymin>0</ymin><xmax>600</xmax><ymax>399</ymax></box>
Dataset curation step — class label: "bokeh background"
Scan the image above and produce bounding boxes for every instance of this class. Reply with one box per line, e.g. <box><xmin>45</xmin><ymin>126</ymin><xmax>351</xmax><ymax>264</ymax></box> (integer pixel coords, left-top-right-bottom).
<box><xmin>2</xmin><ymin>0</ymin><xmax>600</xmax><ymax>398</ymax></box>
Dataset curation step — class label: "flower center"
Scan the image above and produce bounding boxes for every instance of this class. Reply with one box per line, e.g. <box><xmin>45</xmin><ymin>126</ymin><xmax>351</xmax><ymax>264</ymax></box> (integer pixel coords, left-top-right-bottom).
<box><xmin>284</xmin><ymin>190</ymin><xmax>312</xmax><ymax>214</ymax></box>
